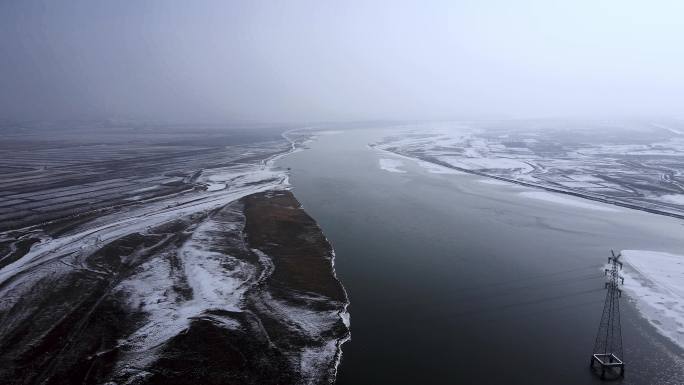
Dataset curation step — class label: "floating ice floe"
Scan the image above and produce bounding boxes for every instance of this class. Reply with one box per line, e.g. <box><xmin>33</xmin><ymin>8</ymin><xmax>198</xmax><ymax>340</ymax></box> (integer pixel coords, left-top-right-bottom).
<box><xmin>378</xmin><ymin>158</ymin><xmax>406</xmax><ymax>173</ymax></box>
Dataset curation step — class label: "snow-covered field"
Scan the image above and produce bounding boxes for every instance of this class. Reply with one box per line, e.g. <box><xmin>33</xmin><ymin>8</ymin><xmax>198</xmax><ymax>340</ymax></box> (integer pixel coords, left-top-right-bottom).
<box><xmin>620</xmin><ymin>250</ymin><xmax>684</xmax><ymax>350</ymax></box>
<box><xmin>372</xmin><ymin>120</ymin><xmax>684</xmax><ymax>218</ymax></box>
<box><xmin>0</xmin><ymin>127</ymin><xmax>350</xmax><ymax>384</ymax></box>
<box><xmin>115</xmin><ymin>204</ymin><xmax>254</xmax><ymax>361</ymax></box>
<box><xmin>417</xmin><ymin>160</ymin><xmax>467</xmax><ymax>175</ymax></box>
<box><xmin>0</xmin><ymin>162</ymin><xmax>289</xmax><ymax>295</ymax></box>
<box><xmin>477</xmin><ymin>178</ymin><xmax>518</xmax><ymax>186</ymax></box>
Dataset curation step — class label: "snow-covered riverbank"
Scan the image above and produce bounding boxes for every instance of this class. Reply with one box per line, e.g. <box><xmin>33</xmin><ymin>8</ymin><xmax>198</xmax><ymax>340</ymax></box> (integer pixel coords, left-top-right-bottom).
<box><xmin>621</xmin><ymin>250</ymin><xmax>684</xmax><ymax>350</ymax></box>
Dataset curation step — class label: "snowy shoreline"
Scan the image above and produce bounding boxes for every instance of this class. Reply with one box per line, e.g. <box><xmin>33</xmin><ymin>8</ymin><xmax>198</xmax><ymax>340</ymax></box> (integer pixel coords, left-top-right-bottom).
<box><xmin>620</xmin><ymin>250</ymin><xmax>684</xmax><ymax>351</ymax></box>
<box><xmin>370</xmin><ymin>122</ymin><xmax>684</xmax><ymax>221</ymax></box>
<box><xmin>375</xmin><ymin>146</ymin><xmax>684</xmax><ymax>220</ymax></box>
<box><xmin>373</xmin><ymin>138</ymin><xmax>684</xmax><ymax>351</ymax></box>
<box><xmin>0</xmin><ymin>128</ymin><xmax>352</xmax><ymax>384</ymax></box>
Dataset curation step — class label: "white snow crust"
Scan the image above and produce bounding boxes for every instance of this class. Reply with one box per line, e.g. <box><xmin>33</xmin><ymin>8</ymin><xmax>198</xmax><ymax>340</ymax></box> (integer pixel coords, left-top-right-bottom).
<box><xmin>661</xmin><ymin>194</ymin><xmax>684</xmax><ymax>205</ymax></box>
<box><xmin>620</xmin><ymin>250</ymin><xmax>684</xmax><ymax>349</ymax></box>
<box><xmin>417</xmin><ymin>161</ymin><xmax>466</xmax><ymax>175</ymax></box>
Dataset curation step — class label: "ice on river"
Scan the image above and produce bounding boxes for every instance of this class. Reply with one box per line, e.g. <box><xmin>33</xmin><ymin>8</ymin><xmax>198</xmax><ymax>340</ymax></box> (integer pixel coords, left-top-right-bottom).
<box><xmin>378</xmin><ymin>158</ymin><xmax>406</xmax><ymax>173</ymax></box>
<box><xmin>519</xmin><ymin>191</ymin><xmax>620</xmax><ymax>212</ymax></box>
<box><xmin>620</xmin><ymin>250</ymin><xmax>684</xmax><ymax>350</ymax></box>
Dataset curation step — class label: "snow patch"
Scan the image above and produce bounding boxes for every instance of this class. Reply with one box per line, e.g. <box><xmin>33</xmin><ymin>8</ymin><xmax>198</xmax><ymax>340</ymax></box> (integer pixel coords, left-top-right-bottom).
<box><xmin>441</xmin><ymin>156</ymin><xmax>534</xmax><ymax>173</ymax></box>
<box><xmin>478</xmin><ymin>178</ymin><xmax>518</xmax><ymax>187</ymax></box>
<box><xmin>257</xmin><ymin>290</ymin><xmax>346</xmax><ymax>385</ymax></box>
<box><xmin>620</xmin><ymin>250</ymin><xmax>684</xmax><ymax>349</ymax></box>
<box><xmin>416</xmin><ymin>161</ymin><xmax>466</xmax><ymax>175</ymax></box>
<box><xmin>205</xmin><ymin>182</ymin><xmax>226</xmax><ymax>191</ymax></box>
<box><xmin>661</xmin><ymin>194</ymin><xmax>684</xmax><ymax>205</ymax></box>
<box><xmin>314</xmin><ymin>130</ymin><xmax>344</xmax><ymax>136</ymax></box>
<box><xmin>116</xmin><ymin>210</ymin><xmax>255</xmax><ymax>356</ymax></box>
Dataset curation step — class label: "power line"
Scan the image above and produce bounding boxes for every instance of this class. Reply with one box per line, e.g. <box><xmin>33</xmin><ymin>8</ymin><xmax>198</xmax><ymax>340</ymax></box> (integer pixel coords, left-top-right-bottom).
<box><xmin>441</xmin><ymin>287</ymin><xmax>604</xmax><ymax>319</ymax></box>
<box><xmin>450</xmin><ymin>263</ymin><xmax>604</xmax><ymax>293</ymax></box>
<box><xmin>448</xmin><ymin>273</ymin><xmax>604</xmax><ymax>304</ymax></box>
<box><xmin>481</xmin><ymin>298</ymin><xmax>605</xmax><ymax>324</ymax></box>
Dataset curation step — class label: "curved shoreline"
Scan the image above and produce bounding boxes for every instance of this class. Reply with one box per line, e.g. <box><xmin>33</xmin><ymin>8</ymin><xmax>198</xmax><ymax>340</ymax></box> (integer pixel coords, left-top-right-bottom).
<box><xmin>277</xmin><ymin>128</ymin><xmax>351</xmax><ymax>383</ymax></box>
<box><xmin>242</xmin><ymin>190</ymin><xmax>350</xmax><ymax>384</ymax></box>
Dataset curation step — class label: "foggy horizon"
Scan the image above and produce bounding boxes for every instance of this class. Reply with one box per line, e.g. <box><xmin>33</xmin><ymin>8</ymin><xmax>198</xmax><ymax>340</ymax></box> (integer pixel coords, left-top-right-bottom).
<box><xmin>2</xmin><ymin>1</ymin><xmax>683</xmax><ymax>123</ymax></box>
<box><xmin>2</xmin><ymin>3</ymin><xmax>684</xmax><ymax>384</ymax></box>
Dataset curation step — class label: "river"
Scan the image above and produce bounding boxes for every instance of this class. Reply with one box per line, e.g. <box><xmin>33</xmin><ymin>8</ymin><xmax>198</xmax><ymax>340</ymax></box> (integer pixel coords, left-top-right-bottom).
<box><xmin>278</xmin><ymin>127</ymin><xmax>684</xmax><ymax>385</ymax></box>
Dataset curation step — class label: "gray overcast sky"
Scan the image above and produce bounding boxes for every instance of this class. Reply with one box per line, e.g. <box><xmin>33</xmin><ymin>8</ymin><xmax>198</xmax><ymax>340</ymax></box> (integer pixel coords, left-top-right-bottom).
<box><xmin>1</xmin><ymin>0</ymin><xmax>683</xmax><ymax>122</ymax></box>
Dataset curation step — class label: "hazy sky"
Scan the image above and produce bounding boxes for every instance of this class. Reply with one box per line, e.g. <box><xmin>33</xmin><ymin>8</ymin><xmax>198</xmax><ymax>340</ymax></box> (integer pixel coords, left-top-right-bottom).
<box><xmin>1</xmin><ymin>0</ymin><xmax>683</xmax><ymax>122</ymax></box>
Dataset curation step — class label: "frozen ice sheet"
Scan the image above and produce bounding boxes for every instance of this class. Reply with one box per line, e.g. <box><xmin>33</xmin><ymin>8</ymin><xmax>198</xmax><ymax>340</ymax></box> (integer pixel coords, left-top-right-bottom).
<box><xmin>621</xmin><ymin>250</ymin><xmax>684</xmax><ymax>349</ymax></box>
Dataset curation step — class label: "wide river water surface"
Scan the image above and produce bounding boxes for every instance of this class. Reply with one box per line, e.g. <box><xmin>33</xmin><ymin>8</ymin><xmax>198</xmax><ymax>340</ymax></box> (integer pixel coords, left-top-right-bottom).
<box><xmin>278</xmin><ymin>127</ymin><xmax>684</xmax><ymax>385</ymax></box>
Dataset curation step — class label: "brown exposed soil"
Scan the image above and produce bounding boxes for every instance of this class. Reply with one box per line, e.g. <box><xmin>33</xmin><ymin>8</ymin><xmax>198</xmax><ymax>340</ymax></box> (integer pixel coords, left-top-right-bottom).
<box><xmin>243</xmin><ymin>190</ymin><xmax>346</xmax><ymax>303</ymax></box>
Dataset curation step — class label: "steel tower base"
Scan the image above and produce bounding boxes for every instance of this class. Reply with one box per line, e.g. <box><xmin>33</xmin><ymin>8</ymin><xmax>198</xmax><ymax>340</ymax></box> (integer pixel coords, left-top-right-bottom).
<box><xmin>590</xmin><ymin>353</ymin><xmax>625</xmax><ymax>379</ymax></box>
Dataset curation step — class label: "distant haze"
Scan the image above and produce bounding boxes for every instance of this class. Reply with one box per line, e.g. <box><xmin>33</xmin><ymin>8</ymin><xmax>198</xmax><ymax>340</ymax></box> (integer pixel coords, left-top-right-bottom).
<box><xmin>1</xmin><ymin>1</ymin><xmax>683</xmax><ymax>123</ymax></box>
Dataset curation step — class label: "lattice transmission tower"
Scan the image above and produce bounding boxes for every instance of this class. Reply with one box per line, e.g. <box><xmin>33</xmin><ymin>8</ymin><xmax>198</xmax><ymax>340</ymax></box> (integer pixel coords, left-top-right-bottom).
<box><xmin>590</xmin><ymin>250</ymin><xmax>625</xmax><ymax>379</ymax></box>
